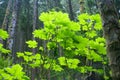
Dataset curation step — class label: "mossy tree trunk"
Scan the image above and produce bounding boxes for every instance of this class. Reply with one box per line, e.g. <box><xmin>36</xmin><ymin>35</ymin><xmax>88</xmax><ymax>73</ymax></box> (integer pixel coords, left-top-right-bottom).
<box><xmin>0</xmin><ymin>0</ymin><xmax>12</xmax><ymax>45</ymax></box>
<box><xmin>8</xmin><ymin>0</ymin><xmax>20</xmax><ymax>63</ymax></box>
<box><xmin>79</xmin><ymin>0</ymin><xmax>85</xmax><ymax>13</ymax></box>
<box><xmin>2</xmin><ymin>0</ymin><xmax>12</xmax><ymax>30</ymax></box>
<box><xmin>97</xmin><ymin>0</ymin><xmax>120</xmax><ymax>80</ymax></box>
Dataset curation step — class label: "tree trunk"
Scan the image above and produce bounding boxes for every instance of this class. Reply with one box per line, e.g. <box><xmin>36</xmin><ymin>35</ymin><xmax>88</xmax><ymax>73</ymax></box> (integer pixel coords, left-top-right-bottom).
<box><xmin>2</xmin><ymin>0</ymin><xmax>12</xmax><ymax>30</ymax></box>
<box><xmin>97</xmin><ymin>0</ymin><xmax>120</xmax><ymax>80</ymax></box>
<box><xmin>79</xmin><ymin>0</ymin><xmax>85</xmax><ymax>13</ymax></box>
<box><xmin>0</xmin><ymin>0</ymin><xmax>12</xmax><ymax>44</ymax></box>
<box><xmin>7</xmin><ymin>0</ymin><xmax>20</xmax><ymax>63</ymax></box>
<box><xmin>68</xmin><ymin>0</ymin><xmax>74</xmax><ymax>20</ymax></box>
<box><xmin>31</xmin><ymin>0</ymin><xmax>38</xmax><ymax>80</ymax></box>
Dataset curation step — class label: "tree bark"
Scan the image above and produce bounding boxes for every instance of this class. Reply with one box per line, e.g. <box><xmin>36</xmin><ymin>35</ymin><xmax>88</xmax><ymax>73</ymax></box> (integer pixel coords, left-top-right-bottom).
<box><xmin>68</xmin><ymin>0</ymin><xmax>74</xmax><ymax>20</ymax></box>
<box><xmin>7</xmin><ymin>0</ymin><xmax>20</xmax><ymax>63</ymax></box>
<box><xmin>97</xmin><ymin>0</ymin><xmax>120</xmax><ymax>80</ymax></box>
<box><xmin>2</xmin><ymin>0</ymin><xmax>12</xmax><ymax>30</ymax></box>
<box><xmin>31</xmin><ymin>0</ymin><xmax>38</xmax><ymax>80</ymax></box>
<box><xmin>0</xmin><ymin>0</ymin><xmax>12</xmax><ymax>44</ymax></box>
<box><xmin>79</xmin><ymin>0</ymin><xmax>85</xmax><ymax>13</ymax></box>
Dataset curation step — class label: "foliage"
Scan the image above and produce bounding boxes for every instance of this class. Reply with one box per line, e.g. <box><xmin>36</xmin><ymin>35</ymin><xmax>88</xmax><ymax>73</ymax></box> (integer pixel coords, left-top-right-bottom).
<box><xmin>0</xmin><ymin>11</ymin><xmax>107</xmax><ymax>79</ymax></box>
<box><xmin>58</xmin><ymin>57</ymin><xmax>80</xmax><ymax>69</ymax></box>
<box><xmin>26</xmin><ymin>40</ymin><xmax>38</xmax><ymax>48</ymax></box>
<box><xmin>17</xmin><ymin>52</ymin><xmax>42</xmax><ymax>68</ymax></box>
<box><xmin>0</xmin><ymin>29</ymin><xmax>11</xmax><ymax>69</ymax></box>
<box><xmin>0</xmin><ymin>43</ymin><xmax>11</xmax><ymax>54</ymax></box>
<box><xmin>0</xmin><ymin>0</ymin><xmax>110</xmax><ymax>79</ymax></box>
<box><xmin>17</xmin><ymin>11</ymin><xmax>107</xmax><ymax>79</ymax></box>
<box><xmin>0</xmin><ymin>29</ymin><xmax>29</xmax><ymax>80</ymax></box>
<box><xmin>0</xmin><ymin>29</ymin><xmax>9</xmax><ymax>40</ymax></box>
<box><xmin>0</xmin><ymin>57</ymin><xmax>11</xmax><ymax>69</ymax></box>
<box><xmin>0</xmin><ymin>64</ymin><xmax>29</xmax><ymax>80</ymax></box>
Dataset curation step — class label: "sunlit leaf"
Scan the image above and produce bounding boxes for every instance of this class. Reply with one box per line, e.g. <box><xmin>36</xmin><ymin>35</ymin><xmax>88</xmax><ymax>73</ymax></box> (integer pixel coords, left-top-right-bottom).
<box><xmin>52</xmin><ymin>64</ymin><xmax>63</xmax><ymax>71</ymax></box>
<box><xmin>67</xmin><ymin>59</ymin><xmax>80</xmax><ymax>69</ymax></box>
<box><xmin>0</xmin><ymin>29</ymin><xmax>9</xmax><ymax>40</ymax></box>
<box><xmin>58</xmin><ymin>57</ymin><xmax>67</xmax><ymax>66</ymax></box>
<box><xmin>26</xmin><ymin>40</ymin><xmax>38</xmax><ymax>48</ymax></box>
<box><xmin>44</xmin><ymin>63</ymin><xmax>50</xmax><ymax>69</ymax></box>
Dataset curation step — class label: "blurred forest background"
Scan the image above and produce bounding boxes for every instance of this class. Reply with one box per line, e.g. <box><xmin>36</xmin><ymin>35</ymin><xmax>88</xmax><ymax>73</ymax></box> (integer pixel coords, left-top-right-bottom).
<box><xmin>0</xmin><ymin>0</ymin><xmax>120</xmax><ymax>80</ymax></box>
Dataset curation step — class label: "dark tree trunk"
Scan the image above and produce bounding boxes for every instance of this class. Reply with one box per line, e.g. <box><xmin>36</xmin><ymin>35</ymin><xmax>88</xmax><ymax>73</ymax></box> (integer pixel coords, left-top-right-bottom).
<box><xmin>7</xmin><ymin>0</ymin><xmax>20</xmax><ymax>63</ymax></box>
<box><xmin>31</xmin><ymin>0</ymin><xmax>38</xmax><ymax>80</ymax></box>
<box><xmin>97</xmin><ymin>0</ymin><xmax>120</xmax><ymax>80</ymax></box>
<box><xmin>0</xmin><ymin>0</ymin><xmax>12</xmax><ymax>44</ymax></box>
<box><xmin>68</xmin><ymin>0</ymin><xmax>74</xmax><ymax>20</ymax></box>
<box><xmin>2</xmin><ymin>0</ymin><xmax>12</xmax><ymax>30</ymax></box>
<box><xmin>33</xmin><ymin>0</ymin><xmax>38</xmax><ymax>32</ymax></box>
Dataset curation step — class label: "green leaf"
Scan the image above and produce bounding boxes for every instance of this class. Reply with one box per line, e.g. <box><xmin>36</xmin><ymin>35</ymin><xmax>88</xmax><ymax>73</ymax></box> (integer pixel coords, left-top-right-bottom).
<box><xmin>33</xmin><ymin>29</ymin><xmax>48</xmax><ymax>40</ymax></box>
<box><xmin>24</xmin><ymin>52</ymin><xmax>32</xmax><ymax>56</ymax></box>
<box><xmin>90</xmin><ymin>14</ymin><xmax>101</xmax><ymax>23</ymax></box>
<box><xmin>78</xmin><ymin>13</ymin><xmax>90</xmax><ymax>20</ymax></box>
<box><xmin>0</xmin><ymin>29</ymin><xmax>9</xmax><ymax>40</ymax></box>
<box><xmin>69</xmin><ymin>22</ymin><xmax>80</xmax><ymax>31</ymax></box>
<box><xmin>86</xmin><ymin>31</ymin><xmax>97</xmax><ymax>38</ymax></box>
<box><xmin>1</xmin><ymin>48</ymin><xmax>10</xmax><ymax>54</ymax></box>
<box><xmin>44</xmin><ymin>63</ymin><xmax>50</xmax><ymax>69</ymax></box>
<box><xmin>78</xmin><ymin>66</ymin><xmax>93</xmax><ymax>73</ymax></box>
<box><xmin>39</xmin><ymin>46</ymin><xmax>44</xmax><ymax>51</ymax></box>
<box><xmin>26</xmin><ymin>40</ymin><xmax>38</xmax><ymax>48</ymax></box>
<box><xmin>94</xmin><ymin>69</ymin><xmax>104</xmax><ymax>74</ymax></box>
<box><xmin>75</xmin><ymin>36</ymin><xmax>88</xmax><ymax>48</ymax></box>
<box><xmin>66</xmin><ymin>47</ymin><xmax>72</xmax><ymax>50</ymax></box>
<box><xmin>52</xmin><ymin>64</ymin><xmax>63</xmax><ymax>71</ymax></box>
<box><xmin>104</xmin><ymin>76</ymin><xmax>109</xmax><ymax>80</ymax></box>
<box><xmin>0</xmin><ymin>43</ymin><xmax>10</xmax><ymax>54</ymax></box>
<box><xmin>39</xmin><ymin>11</ymin><xmax>70</xmax><ymax>26</ymax></box>
<box><xmin>82</xmin><ymin>25</ymin><xmax>88</xmax><ymax>31</ymax></box>
<box><xmin>95</xmin><ymin>37</ymin><xmax>105</xmax><ymax>43</ymax></box>
<box><xmin>58</xmin><ymin>57</ymin><xmax>67</xmax><ymax>66</ymax></box>
<box><xmin>67</xmin><ymin>59</ymin><xmax>80</xmax><ymax>69</ymax></box>
<box><xmin>78</xmin><ymin>67</ymin><xmax>86</xmax><ymax>73</ymax></box>
<box><xmin>89</xmin><ymin>50</ymin><xmax>103</xmax><ymax>62</ymax></box>
<box><xmin>3</xmin><ymin>64</ymin><xmax>29</xmax><ymax>80</ymax></box>
<box><xmin>94</xmin><ymin>23</ymin><xmax>102</xmax><ymax>30</ymax></box>
<box><xmin>34</xmin><ymin>54</ymin><xmax>41</xmax><ymax>60</ymax></box>
<box><xmin>47</xmin><ymin>42</ymin><xmax>56</xmax><ymax>50</ymax></box>
<box><xmin>23</xmin><ymin>56</ymin><xmax>29</xmax><ymax>62</ymax></box>
<box><xmin>39</xmin><ymin>12</ymin><xmax>54</xmax><ymax>22</ymax></box>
